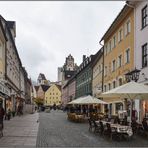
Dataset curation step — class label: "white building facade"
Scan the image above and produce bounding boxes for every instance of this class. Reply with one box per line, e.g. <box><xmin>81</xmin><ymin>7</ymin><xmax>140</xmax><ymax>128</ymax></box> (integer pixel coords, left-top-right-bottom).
<box><xmin>135</xmin><ymin>1</ymin><xmax>148</xmax><ymax>121</ymax></box>
<box><xmin>0</xmin><ymin>15</ymin><xmax>31</xmax><ymax>113</ymax></box>
<box><xmin>128</xmin><ymin>1</ymin><xmax>148</xmax><ymax>121</ymax></box>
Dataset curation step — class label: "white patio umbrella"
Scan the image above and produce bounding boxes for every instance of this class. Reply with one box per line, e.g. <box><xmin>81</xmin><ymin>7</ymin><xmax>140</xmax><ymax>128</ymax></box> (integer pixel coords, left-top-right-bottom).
<box><xmin>99</xmin><ymin>81</ymin><xmax>148</xmax><ymax>122</ymax></box>
<box><xmin>67</xmin><ymin>95</ymin><xmax>108</xmax><ymax>105</ymax></box>
<box><xmin>99</xmin><ymin>81</ymin><xmax>148</xmax><ymax>100</ymax></box>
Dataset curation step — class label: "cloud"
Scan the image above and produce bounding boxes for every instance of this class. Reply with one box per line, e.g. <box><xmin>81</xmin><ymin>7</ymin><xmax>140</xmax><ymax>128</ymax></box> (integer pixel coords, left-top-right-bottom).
<box><xmin>0</xmin><ymin>1</ymin><xmax>125</xmax><ymax>81</ymax></box>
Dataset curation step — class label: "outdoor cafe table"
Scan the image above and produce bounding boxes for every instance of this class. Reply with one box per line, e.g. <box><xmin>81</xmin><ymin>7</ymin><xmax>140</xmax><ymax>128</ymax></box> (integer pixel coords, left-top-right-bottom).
<box><xmin>95</xmin><ymin>120</ymin><xmax>133</xmax><ymax>137</ymax></box>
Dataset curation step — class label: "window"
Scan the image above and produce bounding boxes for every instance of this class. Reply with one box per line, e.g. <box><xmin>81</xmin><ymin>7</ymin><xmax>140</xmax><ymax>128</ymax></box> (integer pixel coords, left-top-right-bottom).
<box><xmin>125</xmin><ymin>48</ymin><xmax>130</xmax><ymax>63</ymax></box>
<box><xmin>119</xmin><ymin>78</ymin><xmax>122</xmax><ymax>86</ymax></box>
<box><xmin>113</xmin><ymin>81</ymin><xmax>116</xmax><ymax>88</ymax></box>
<box><xmin>105</xmin><ymin>44</ymin><xmax>108</xmax><ymax>55</ymax></box>
<box><xmin>118</xmin><ymin>28</ymin><xmax>123</xmax><ymax>42</ymax></box>
<box><xmin>142</xmin><ymin>43</ymin><xmax>147</xmax><ymax>68</ymax></box>
<box><xmin>109</xmin><ymin>40</ymin><xmax>112</xmax><ymax>51</ymax></box>
<box><xmin>112</xmin><ymin>60</ymin><xmax>116</xmax><ymax>72</ymax></box>
<box><xmin>0</xmin><ymin>42</ymin><xmax>2</xmax><ymax>58</ymax></box>
<box><xmin>104</xmin><ymin>66</ymin><xmax>107</xmax><ymax>76</ymax></box>
<box><xmin>108</xmin><ymin>83</ymin><xmax>111</xmax><ymax>90</ymax></box>
<box><xmin>99</xmin><ymin>65</ymin><xmax>101</xmax><ymax>73</ymax></box>
<box><xmin>142</xmin><ymin>5</ymin><xmax>147</xmax><ymax>28</ymax></box>
<box><xmin>113</xmin><ymin>36</ymin><xmax>116</xmax><ymax>48</ymax></box>
<box><xmin>104</xmin><ymin>85</ymin><xmax>107</xmax><ymax>92</ymax></box>
<box><xmin>118</xmin><ymin>55</ymin><xmax>122</xmax><ymax>67</ymax></box>
<box><xmin>125</xmin><ymin>20</ymin><xmax>131</xmax><ymax>36</ymax></box>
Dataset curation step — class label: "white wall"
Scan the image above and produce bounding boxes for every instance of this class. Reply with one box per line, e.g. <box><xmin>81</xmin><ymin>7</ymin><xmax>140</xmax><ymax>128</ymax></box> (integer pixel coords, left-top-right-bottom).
<box><xmin>134</xmin><ymin>1</ymin><xmax>148</xmax><ymax>121</ymax></box>
<box><xmin>135</xmin><ymin>1</ymin><xmax>148</xmax><ymax>83</ymax></box>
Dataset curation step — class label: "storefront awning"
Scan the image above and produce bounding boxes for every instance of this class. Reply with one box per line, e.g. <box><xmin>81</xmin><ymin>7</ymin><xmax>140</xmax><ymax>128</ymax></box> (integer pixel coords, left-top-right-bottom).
<box><xmin>0</xmin><ymin>91</ymin><xmax>10</xmax><ymax>99</ymax></box>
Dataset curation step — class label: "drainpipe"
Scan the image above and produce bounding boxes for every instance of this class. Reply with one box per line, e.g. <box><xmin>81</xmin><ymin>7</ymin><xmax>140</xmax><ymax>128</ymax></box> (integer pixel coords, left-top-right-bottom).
<box><xmin>99</xmin><ymin>40</ymin><xmax>105</xmax><ymax>114</ymax></box>
<box><xmin>99</xmin><ymin>41</ymin><xmax>104</xmax><ymax>92</ymax></box>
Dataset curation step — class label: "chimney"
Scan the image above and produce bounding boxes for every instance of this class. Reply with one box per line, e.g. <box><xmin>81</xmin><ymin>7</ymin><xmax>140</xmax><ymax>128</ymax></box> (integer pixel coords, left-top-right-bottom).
<box><xmin>83</xmin><ymin>55</ymin><xmax>86</xmax><ymax>62</ymax></box>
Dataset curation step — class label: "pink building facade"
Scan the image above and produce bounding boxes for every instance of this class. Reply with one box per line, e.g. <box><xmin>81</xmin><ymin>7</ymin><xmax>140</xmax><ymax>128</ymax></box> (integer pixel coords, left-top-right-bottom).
<box><xmin>61</xmin><ymin>77</ymin><xmax>76</xmax><ymax>106</ymax></box>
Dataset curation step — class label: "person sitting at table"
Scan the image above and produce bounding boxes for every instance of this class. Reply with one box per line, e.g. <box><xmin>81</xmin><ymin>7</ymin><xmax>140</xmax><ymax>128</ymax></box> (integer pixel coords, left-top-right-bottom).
<box><xmin>142</xmin><ymin>118</ymin><xmax>148</xmax><ymax>131</ymax></box>
<box><xmin>131</xmin><ymin>119</ymin><xmax>138</xmax><ymax>134</ymax></box>
<box><xmin>122</xmin><ymin>115</ymin><xmax>128</xmax><ymax>125</ymax></box>
<box><xmin>70</xmin><ymin>106</ymin><xmax>75</xmax><ymax>113</ymax></box>
<box><xmin>114</xmin><ymin>116</ymin><xmax>120</xmax><ymax>124</ymax></box>
<box><xmin>82</xmin><ymin>106</ymin><xmax>86</xmax><ymax>115</ymax></box>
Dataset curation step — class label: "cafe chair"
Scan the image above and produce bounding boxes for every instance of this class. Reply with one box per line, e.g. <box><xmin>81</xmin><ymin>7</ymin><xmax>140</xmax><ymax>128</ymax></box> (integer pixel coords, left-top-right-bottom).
<box><xmin>131</xmin><ymin>120</ymin><xmax>138</xmax><ymax>134</ymax></box>
<box><xmin>137</xmin><ymin>118</ymin><xmax>148</xmax><ymax>137</ymax></box>
<box><xmin>88</xmin><ymin>118</ymin><xmax>95</xmax><ymax>132</ymax></box>
<box><xmin>98</xmin><ymin>121</ymin><xmax>104</xmax><ymax>136</ymax></box>
<box><xmin>92</xmin><ymin>120</ymin><xmax>100</xmax><ymax>133</ymax></box>
<box><xmin>104</xmin><ymin>123</ymin><xmax>118</xmax><ymax>141</ymax></box>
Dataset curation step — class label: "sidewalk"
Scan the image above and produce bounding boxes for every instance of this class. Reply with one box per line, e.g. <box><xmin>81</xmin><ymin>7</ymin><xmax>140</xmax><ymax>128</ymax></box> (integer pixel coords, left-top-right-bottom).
<box><xmin>0</xmin><ymin>112</ymin><xmax>39</xmax><ymax>147</ymax></box>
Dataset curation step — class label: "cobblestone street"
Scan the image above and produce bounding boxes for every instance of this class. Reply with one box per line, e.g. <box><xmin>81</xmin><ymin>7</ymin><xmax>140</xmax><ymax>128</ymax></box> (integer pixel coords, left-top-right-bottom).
<box><xmin>37</xmin><ymin>111</ymin><xmax>148</xmax><ymax>147</ymax></box>
<box><xmin>1</xmin><ymin>111</ymin><xmax>148</xmax><ymax>147</ymax></box>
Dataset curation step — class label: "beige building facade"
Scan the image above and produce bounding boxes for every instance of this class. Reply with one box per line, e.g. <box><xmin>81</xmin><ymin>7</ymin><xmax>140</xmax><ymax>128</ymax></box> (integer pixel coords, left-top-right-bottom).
<box><xmin>45</xmin><ymin>84</ymin><xmax>61</xmax><ymax>106</ymax></box>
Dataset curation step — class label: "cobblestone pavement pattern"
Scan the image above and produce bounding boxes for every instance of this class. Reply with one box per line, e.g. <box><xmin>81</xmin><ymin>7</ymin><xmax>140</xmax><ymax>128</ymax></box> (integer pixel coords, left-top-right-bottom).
<box><xmin>0</xmin><ymin>112</ymin><xmax>39</xmax><ymax>147</ymax></box>
<box><xmin>36</xmin><ymin>110</ymin><xmax>148</xmax><ymax>147</ymax></box>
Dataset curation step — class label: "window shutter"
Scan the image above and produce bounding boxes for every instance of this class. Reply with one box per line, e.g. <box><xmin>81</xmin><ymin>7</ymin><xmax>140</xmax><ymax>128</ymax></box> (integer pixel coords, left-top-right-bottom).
<box><xmin>121</xmin><ymin>29</ymin><xmax>123</xmax><ymax>40</ymax></box>
<box><xmin>117</xmin><ymin>57</ymin><xmax>119</xmax><ymax>68</ymax></box>
<box><xmin>121</xmin><ymin>55</ymin><xmax>122</xmax><ymax>66</ymax></box>
<box><xmin>129</xmin><ymin>21</ymin><xmax>131</xmax><ymax>33</ymax></box>
<box><xmin>128</xmin><ymin>48</ymin><xmax>130</xmax><ymax>62</ymax></box>
<box><xmin>125</xmin><ymin>24</ymin><xmax>127</xmax><ymax>36</ymax></box>
<box><xmin>124</xmin><ymin>51</ymin><xmax>127</xmax><ymax>64</ymax></box>
<box><xmin>118</xmin><ymin>31</ymin><xmax>120</xmax><ymax>42</ymax></box>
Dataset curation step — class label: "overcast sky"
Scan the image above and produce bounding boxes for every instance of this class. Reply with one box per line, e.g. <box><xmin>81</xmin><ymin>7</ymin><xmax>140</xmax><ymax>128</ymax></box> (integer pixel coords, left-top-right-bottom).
<box><xmin>0</xmin><ymin>1</ymin><xmax>125</xmax><ymax>82</ymax></box>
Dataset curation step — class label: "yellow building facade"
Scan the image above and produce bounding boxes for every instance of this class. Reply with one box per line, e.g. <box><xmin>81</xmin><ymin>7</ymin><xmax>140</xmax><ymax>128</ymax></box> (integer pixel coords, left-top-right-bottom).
<box><xmin>100</xmin><ymin>5</ymin><xmax>134</xmax><ymax>115</ymax></box>
<box><xmin>45</xmin><ymin>84</ymin><xmax>61</xmax><ymax>106</ymax></box>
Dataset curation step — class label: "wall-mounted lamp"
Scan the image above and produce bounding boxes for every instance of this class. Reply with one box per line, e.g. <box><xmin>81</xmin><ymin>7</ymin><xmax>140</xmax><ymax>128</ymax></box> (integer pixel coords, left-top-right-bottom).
<box><xmin>125</xmin><ymin>68</ymin><xmax>141</xmax><ymax>82</ymax></box>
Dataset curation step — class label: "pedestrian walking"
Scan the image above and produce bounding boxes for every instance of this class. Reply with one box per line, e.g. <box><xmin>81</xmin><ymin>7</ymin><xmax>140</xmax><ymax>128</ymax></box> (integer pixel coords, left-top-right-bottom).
<box><xmin>0</xmin><ymin>101</ymin><xmax>5</xmax><ymax>132</ymax></box>
<box><xmin>7</xmin><ymin>108</ymin><xmax>11</xmax><ymax>120</ymax></box>
<box><xmin>17</xmin><ymin>105</ymin><xmax>21</xmax><ymax>116</ymax></box>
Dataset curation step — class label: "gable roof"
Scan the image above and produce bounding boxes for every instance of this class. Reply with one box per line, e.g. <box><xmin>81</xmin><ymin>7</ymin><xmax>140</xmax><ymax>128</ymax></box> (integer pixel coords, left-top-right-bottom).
<box><xmin>55</xmin><ymin>84</ymin><xmax>61</xmax><ymax>91</ymax></box>
<box><xmin>39</xmin><ymin>73</ymin><xmax>46</xmax><ymax>80</ymax></box>
<box><xmin>92</xmin><ymin>47</ymin><xmax>103</xmax><ymax>67</ymax></box>
<box><xmin>0</xmin><ymin>19</ymin><xmax>7</xmax><ymax>41</ymax></box>
<box><xmin>34</xmin><ymin>86</ymin><xmax>39</xmax><ymax>91</ymax></box>
<box><xmin>41</xmin><ymin>85</ymin><xmax>50</xmax><ymax>92</ymax></box>
<box><xmin>7</xmin><ymin>21</ymin><xmax>15</xmax><ymax>29</ymax></box>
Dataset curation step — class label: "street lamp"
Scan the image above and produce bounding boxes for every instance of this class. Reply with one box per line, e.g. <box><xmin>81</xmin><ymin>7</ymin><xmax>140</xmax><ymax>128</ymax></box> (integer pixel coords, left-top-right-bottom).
<box><xmin>125</xmin><ymin>68</ymin><xmax>141</xmax><ymax>82</ymax></box>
